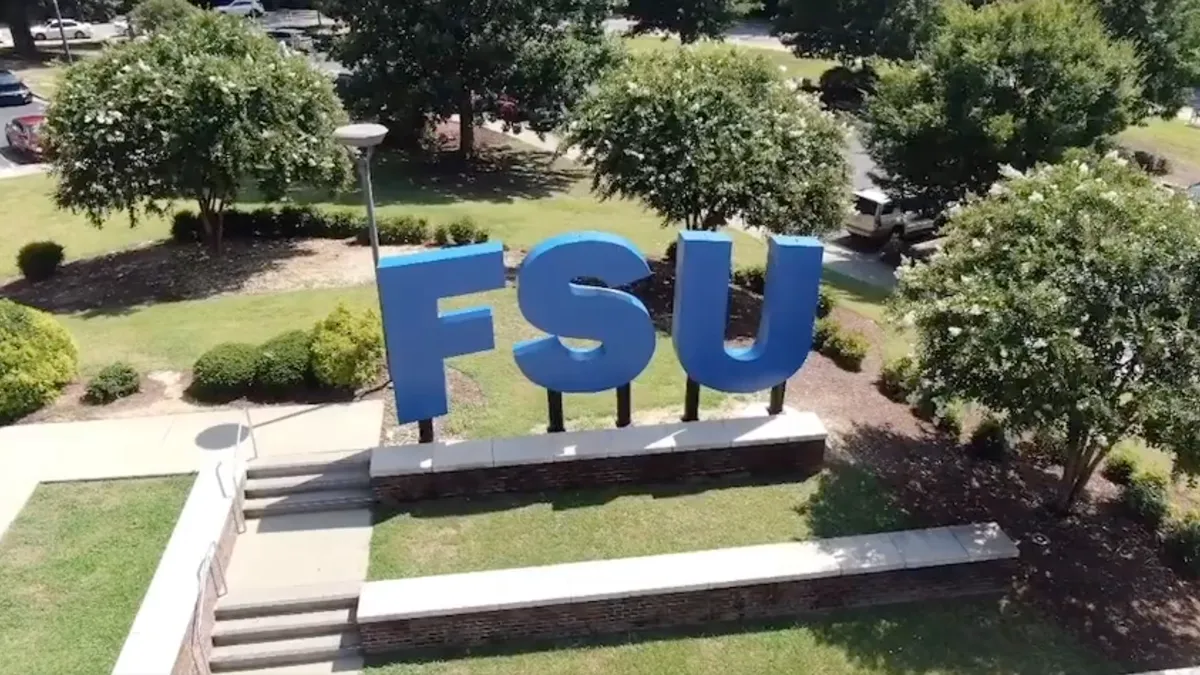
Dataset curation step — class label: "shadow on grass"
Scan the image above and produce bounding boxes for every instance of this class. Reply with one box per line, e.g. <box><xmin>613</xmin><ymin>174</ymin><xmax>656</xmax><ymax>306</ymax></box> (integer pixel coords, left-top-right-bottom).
<box><xmin>796</xmin><ymin>462</ymin><xmax>910</xmax><ymax>539</ymax></box>
<box><xmin>829</xmin><ymin>421</ymin><xmax>1200</xmax><ymax>672</ymax></box>
<box><xmin>374</xmin><ymin>470</ymin><xmax>820</xmax><ymax>524</ymax></box>
<box><xmin>0</xmin><ymin>238</ymin><xmax>315</xmax><ymax>317</ymax></box>
<box><xmin>289</xmin><ymin>140</ymin><xmax>585</xmax><ymax>209</ymax></box>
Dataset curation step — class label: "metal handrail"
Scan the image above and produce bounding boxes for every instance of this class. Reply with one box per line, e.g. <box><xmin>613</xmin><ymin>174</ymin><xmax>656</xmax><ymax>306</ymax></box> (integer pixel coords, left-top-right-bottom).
<box><xmin>190</xmin><ymin>541</ymin><xmax>227</xmax><ymax>675</ymax></box>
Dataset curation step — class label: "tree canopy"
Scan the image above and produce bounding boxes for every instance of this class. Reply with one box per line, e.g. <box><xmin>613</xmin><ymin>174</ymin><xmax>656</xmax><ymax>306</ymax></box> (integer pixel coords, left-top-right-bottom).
<box><xmin>894</xmin><ymin>152</ymin><xmax>1200</xmax><ymax>510</ymax></box>
<box><xmin>565</xmin><ymin>47</ymin><xmax>849</xmax><ymax>234</ymax></box>
<box><xmin>325</xmin><ymin>0</ymin><xmax>620</xmax><ymax>158</ymax></box>
<box><xmin>1092</xmin><ymin>0</ymin><xmax>1200</xmax><ymax>115</ymax></box>
<box><xmin>129</xmin><ymin>0</ymin><xmax>200</xmax><ymax>34</ymax></box>
<box><xmin>773</xmin><ymin>0</ymin><xmax>948</xmax><ymax>60</ymax></box>
<box><xmin>45</xmin><ymin>12</ymin><xmax>350</xmax><ymax>253</ymax></box>
<box><xmin>623</xmin><ymin>0</ymin><xmax>742</xmax><ymax>44</ymax></box>
<box><xmin>862</xmin><ymin>0</ymin><xmax>1141</xmax><ymax>210</ymax></box>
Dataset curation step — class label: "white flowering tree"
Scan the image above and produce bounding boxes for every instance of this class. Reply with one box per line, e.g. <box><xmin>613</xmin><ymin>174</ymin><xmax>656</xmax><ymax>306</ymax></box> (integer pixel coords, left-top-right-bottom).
<box><xmin>45</xmin><ymin>12</ymin><xmax>350</xmax><ymax>254</ymax></box>
<box><xmin>565</xmin><ymin>47</ymin><xmax>850</xmax><ymax>235</ymax></box>
<box><xmin>894</xmin><ymin>152</ymin><xmax>1200</xmax><ymax>511</ymax></box>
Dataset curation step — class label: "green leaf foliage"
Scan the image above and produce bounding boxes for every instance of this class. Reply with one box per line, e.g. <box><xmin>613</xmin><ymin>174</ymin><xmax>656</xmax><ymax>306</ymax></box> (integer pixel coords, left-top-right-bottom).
<box><xmin>44</xmin><ymin>12</ymin><xmax>351</xmax><ymax>252</ymax></box>
<box><xmin>862</xmin><ymin>0</ymin><xmax>1141</xmax><ymax>210</ymax></box>
<box><xmin>128</xmin><ymin>0</ymin><xmax>201</xmax><ymax>34</ymax></box>
<box><xmin>894</xmin><ymin>152</ymin><xmax>1200</xmax><ymax>508</ymax></box>
<box><xmin>1091</xmin><ymin>0</ymin><xmax>1200</xmax><ymax>116</ymax></box>
<box><xmin>84</xmin><ymin>362</ymin><xmax>140</xmax><ymax>405</ymax></box>
<box><xmin>254</xmin><ymin>330</ymin><xmax>314</xmax><ymax>400</ymax></box>
<box><xmin>325</xmin><ymin>0</ymin><xmax>620</xmax><ymax>154</ymax></box>
<box><xmin>566</xmin><ymin>47</ymin><xmax>849</xmax><ymax>235</ymax></box>
<box><xmin>0</xmin><ymin>300</ymin><xmax>78</xmax><ymax>424</ymax></box>
<box><xmin>16</xmin><ymin>241</ymin><xmax>65</xmax><ymax>282</ymax></box>
<box><xmin>191</xmin><ymin>343</ymin><xmax>260</xmax><ymax>403</ymax></box>
<box><xmin>311</xmin><ymin>304</ymin><xmax>384</xmax><ymax>390</ymax></box>
<box><xmin>624</xmin><ymin>0</ymin><xmax>741</xmax><ymax>43</ymax></box>
<box><xmin>774</xmin><ymin>0</ymin><xmax>948</xmax><ymax>60</ymax></box>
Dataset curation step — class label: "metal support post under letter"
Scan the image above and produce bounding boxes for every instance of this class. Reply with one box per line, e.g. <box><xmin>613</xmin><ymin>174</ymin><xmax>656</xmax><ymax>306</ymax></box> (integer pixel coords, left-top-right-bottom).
<box><xmin>682</xmin><ymin>378</ymin><xmax>700</xmax><ymax>422</ymax></box>
<box><xmin>418</xmin><ymin>419</ymin><xmax>434</xmax><ymax>444</ymax></box>
<box><xmin>768</xmin><ymin>383</ymin><xmax>786</xmax><ymax>415</ymax></box>
<box><xmin>616</xmin><ymin>384</ymin><xmax>631</xmax><ymax>428</ymax></box>
<box><xmin>547</xmin><ymin>390</ymin><xmax>565</xmax><ymax>433</ymax></box>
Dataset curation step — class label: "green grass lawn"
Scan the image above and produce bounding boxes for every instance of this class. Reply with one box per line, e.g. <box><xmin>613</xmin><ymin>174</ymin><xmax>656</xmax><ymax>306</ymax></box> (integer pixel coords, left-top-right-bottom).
<box><xmin>624</xmin><ymin>35</ymin><xmax>835</xmax><ymax>81</ymax></box>
<box><xmin>0</xmin><ymin>476</ymin><xmax>193</xmax><ymax>675</ymax></box>
<box><xmin>1119</xmin><ymin>117</ymin><xmax>1200</xmax><ymax>175</ymax></box>
<box><xmin>364</xmin><ymin>466</ymin><xmax>1115</xmax><ymax>675</ymax></box>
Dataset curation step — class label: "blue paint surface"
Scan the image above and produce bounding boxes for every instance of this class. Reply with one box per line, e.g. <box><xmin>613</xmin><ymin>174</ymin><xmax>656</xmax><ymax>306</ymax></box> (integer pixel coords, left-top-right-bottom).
<box><xmin>671</xmin><ymin>231</ymin><xmax>823</xmax><ymax>393</ymax></box>
<box><xmin>513</xmin><ymin>232</ymin><xmax>656</xmax><ymax>392</ymax></box>
<box><xmin>377</xmin><ymin>243</ymin><xmax>506</xmax><ymax>422</ymax></box>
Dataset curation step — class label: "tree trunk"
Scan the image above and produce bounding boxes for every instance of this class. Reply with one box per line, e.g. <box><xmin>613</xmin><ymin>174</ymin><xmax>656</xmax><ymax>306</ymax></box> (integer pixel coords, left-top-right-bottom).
<box><xmin>1053</xmin><ymin>419</ymin><xmax>1103</xmax><ymax>513</ymax></box>
<box><xmin>458</xmin><ymin>89</ymin><xmax>475</xmax><ymax>161</ymax></box>
<box><xmin>198</xmin><ymin>204</ymin><xmax>225</xmax><ymax>255</ymax></box>
<box><xmin>5</xmin><ymin>0</ymin><xmax>35</xmax><ymax>57</ymax></box>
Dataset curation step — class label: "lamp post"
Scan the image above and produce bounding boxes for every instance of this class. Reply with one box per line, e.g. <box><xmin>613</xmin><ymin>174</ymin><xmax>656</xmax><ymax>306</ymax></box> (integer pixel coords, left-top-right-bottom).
<box><xmin>334</xmin><ymin>123</ymin><xmax>389</xmax><ymax>266</ymax></box>
<box><xmin>48</xmin><ymin>0</ymin><xmax>73</xmax><ymax>63</ymax></box>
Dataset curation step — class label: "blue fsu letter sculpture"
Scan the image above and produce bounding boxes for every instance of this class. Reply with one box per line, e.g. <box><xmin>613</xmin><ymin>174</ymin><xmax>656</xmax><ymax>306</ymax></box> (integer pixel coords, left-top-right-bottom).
<box><xmin>376</xmin><ymin>230</ymin><xmax>823</xmax><ymax>424</ymax></box>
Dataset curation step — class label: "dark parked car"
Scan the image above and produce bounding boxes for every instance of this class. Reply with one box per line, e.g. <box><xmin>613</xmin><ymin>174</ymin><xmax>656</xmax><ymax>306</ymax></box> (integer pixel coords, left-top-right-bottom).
<box><xmin>0</xmin><ymin>71</ymin><xmax>33</xmax><ymax>106</ymax></box>
<box><xmin>5</xmin><ymin>114</ymin><xmax>46</xmax><ymax>159</ymax></box>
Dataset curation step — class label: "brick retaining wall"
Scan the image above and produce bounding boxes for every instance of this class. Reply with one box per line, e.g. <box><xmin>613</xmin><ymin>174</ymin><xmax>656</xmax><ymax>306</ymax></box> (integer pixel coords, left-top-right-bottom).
<box><xmin>372</xmin><ymin>437</ymin><xmax>825</xmax><ymax>504</ymax></box>
<box><xmin>359</xmin><ymin>557</ymin><xmax>1016</xmax><ymax>655</ymax></box>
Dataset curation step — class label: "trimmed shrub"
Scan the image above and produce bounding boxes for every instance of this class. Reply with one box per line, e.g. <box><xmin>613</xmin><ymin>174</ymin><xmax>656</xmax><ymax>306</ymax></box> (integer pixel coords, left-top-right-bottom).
<box><xmin>1102</xmin><ymin>444</ymin><xmax>1141</xmax><ymax>486</ymax></box>
<box><xmin>311</xmin><ymin>304</ymin><xmax>384</xmax><ymax>390</ymax></box>
<box><xmin>325</xmin><ymin>211</ymin><xmax>363</xmax><ymax>239</ymax></box>
<box><xmin>171</xmin><ymin>210</ymin><xmax>204</xmax><ymax>243</ymax></box>
<box><xmin>817</xmin><ymin>286</ymin><xmax>835</xmax><ymax>318</ymax></box>
<box><xmin>812</xmin><ymin>317</ymin><xmax>837</xmax><ymax>351</ymax></box>
<box><xmin>935</xmin><ymin>404</ymin><xmax>964</xmax><ymax>440</ymax></box>
<box><xmin>821</xmin><ymin>327</ymin><xmax>869</xmax><ymax>371</ymax></box>
<box><xmin>17</xmin><ymin>241</ymin><xmax>65</xmax><ymax>282</ymax></box>
<box><xmin>664</xmin><ymin>240</ymin><xmax>678</xmax><ymax>264</ymax></box>
<box><xmin>84</xmin><ymin>362</ymin><xmax>139</xmax><ymax>404</ymax></box>
<box><xmin>432</xmin><ymin>224</ymin><xmax>451</xmax><ymax>246</ymax></box>
<box><xmin>254</xmin><ymin>330</ymin><xmax>313</xmax><ymax>400</ymax></box>
<box><xmin>368</xmin><ymin>215</ymin><xmax>429</xmax><ymax>246</ymax></box>
<box><xmin>732</xmin><ymin>265</ymin><xmax>766</xmax><ymax>294</ymax></box>
<box><xmin>1122</xmin><ymin>470</ymin><xmax>1170</xmax><ymax>528</ymax></box>
<box><xmin>472</xmin><ymin>228</ymin><xmax>490</xmax><ymax>243</ymax></box>
<box><xmin>191</xmin><ymin>342</ymin><xmax>259</xmax><ymax>402</ymax></box>
<box><xmin>1165</xmin><ymin>513</ymin><xmax>1200</xmax><ymax>577</ymax></box>
<box><xmin>967</xmin><ymin>415</ymin><xmax>1010</xmax><ymax>461</ymax></box>
<box><xmin>170</xmin><ymin>207</ymin><xmax>367</xmax><ymax>243</ymax></box>
<box><xmin>0</xmin><ymin>300</ymin><xmax>78</xmax><ymax>423</ymax></box>
<box><xmin>878</xmin><ymin>354</ymin><xmax>918</xmax><ymax>402</ymax></box>
<box><xmin>446</xmin><ymin>216</ymin><xmax>483</xmax><ymax>246</ymax></box>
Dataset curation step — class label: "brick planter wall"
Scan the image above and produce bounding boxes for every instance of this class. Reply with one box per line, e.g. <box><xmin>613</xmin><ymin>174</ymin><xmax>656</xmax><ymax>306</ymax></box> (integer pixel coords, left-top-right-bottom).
<box><xmin>372</xmin><ymin>437</ymin><xmax>825</xmax><ymax>505</ymax></box>
<box><xmin>170</xmin><ymin>492</ymin><xmax>239</xmax><ymax>675</ymax></box>
<box><xmin>359</xmin><ymin>558</ymin><xmax>1017</xmax><ymax>656</ymax></box>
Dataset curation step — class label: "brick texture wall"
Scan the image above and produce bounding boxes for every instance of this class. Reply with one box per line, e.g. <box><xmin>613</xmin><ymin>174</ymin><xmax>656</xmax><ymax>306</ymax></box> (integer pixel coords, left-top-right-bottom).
<box><xmin>359</xmin><ymin>558</ymin><xmax>1017</xmax><ymax>656</ymax></box>
<box><xmin>373</xmin><ymin>438</ymin><xmax>825</xmax><ymax>504</ymax></box>
<box><xmin>170</xmin><ymin>493</ymin><xmax>240</xmax><ymax>675</ymax></box>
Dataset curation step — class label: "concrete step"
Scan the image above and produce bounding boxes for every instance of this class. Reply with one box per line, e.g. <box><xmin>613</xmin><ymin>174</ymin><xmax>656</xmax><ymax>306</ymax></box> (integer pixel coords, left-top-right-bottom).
<box><xmin>244</xmin><ymin>472</ymin><xmax>369</xmax><ymax>499</ymax></box>
<box><xmin>213</xmin><ymin>608</ymin><xmax>354</xmax><ymax>646</ymax></box>
<box><xmin>209</xmin><ymin>631</ymin><xmax>361</xmax><ymax>672</ymax></box>
<box><xmin>243</xmin><ymin>489</ymin><xmax>373</xmax><ymax>519</ymax></box>
<box><xmin>246</xmin><ymin>450</ymin><xmax>370</xmax><ymax>480</ymax></box>
<box><xmin>216</xmin><ymin>582</ymin><xmax>361</xmax><ymax>620</ymax></box>
<box><xmin>213</xmin><ymin>655</ymin><xmax>364</xmax><ymax>674</ymax></box>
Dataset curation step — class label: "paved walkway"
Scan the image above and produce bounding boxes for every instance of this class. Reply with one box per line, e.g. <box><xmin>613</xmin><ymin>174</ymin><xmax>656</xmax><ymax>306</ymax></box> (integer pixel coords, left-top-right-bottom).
<box><xmin>0</xmin><ymin>400</ymin><xmax>384</xmax><ymax>538</ymax></box>
<box><xmin>484</xmin><ymin>121</ymin><xmax>897</xmax><ymax>291</ymax></box>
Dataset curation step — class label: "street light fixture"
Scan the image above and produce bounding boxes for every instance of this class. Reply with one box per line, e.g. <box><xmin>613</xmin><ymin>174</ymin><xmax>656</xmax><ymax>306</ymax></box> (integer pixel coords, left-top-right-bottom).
<box><xmin>334</xmin><ymin>122</ymin><xmax>389</xmax><ymax>266</ymax></box>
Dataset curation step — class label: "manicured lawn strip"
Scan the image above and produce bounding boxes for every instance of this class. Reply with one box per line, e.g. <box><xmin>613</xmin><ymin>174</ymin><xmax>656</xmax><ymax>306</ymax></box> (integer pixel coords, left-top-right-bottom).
<box><xmin>624</xmin><ymin>35</ymin><xmax>835</xmax><ymax>81</ymax></box>
<box><xmin>1120</xmin><ymin>118</ymin><xmax>1200</xmax><ymax>171</ymax></box>
<box><xmin>0</xmin><ymin>173</ymin><xmax>173</xmax><ymax>279</ymax></box>
<box><xmin>0</xmin><ymin>476</ymin><xmax>193</xmax><ymax>675</ymax></box>
<box><xmin>364</xmin><ymin>466</ymin><xmax>1116</xmax><ymax>675</ymax></box>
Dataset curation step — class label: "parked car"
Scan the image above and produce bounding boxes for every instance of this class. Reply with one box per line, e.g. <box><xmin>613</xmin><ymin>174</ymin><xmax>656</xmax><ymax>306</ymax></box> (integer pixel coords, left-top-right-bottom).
<box><xmin>847</xmin><ymin>188</ymin><xmax>938</xmax><ymax>245</ymax></box>
<box><xmin>215</xmin><ymin>0</ymin><xmax>265</xmax><ymax>17</ymax></box>
<box><xmin>112</xmin><ymin>16</ymin><xmax>131</xmax><ymax>37</ymax></box>
<box><xmin>31</xmin><ymin>19</ymin><xmax>94</xmax><ymax>40</ymax></box>
<box><xmin>1186</xmin><ymin>182</ymin><xmax>1200</xmax><ymax>203</ymax></box>
<box><xmin>265</xmin><ymin>28</ymin><xmax>312</xmax><ymax>52</ymax></box>
<box><xmin>0</xmin><ymin>71</ymin><xmax>33</xmax><ymax>106</ymax></box>
<box><xmin>5</xmin><ymin>114</ymin><xmax>46</xmax><ymax>159</ymax></box>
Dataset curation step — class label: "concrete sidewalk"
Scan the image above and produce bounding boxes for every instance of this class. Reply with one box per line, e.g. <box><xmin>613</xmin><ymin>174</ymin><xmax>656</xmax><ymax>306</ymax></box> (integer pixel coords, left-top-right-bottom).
<box><xmin>0</xmin><ymin>400</ymin><xmax>384</xmax><ymax>538</ymax></box>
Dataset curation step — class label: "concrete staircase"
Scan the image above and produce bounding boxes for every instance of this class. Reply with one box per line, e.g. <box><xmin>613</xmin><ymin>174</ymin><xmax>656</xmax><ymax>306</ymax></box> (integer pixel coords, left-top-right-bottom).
<box><xmin>242</xmin><ymin>451</ymin><xmax>373</xmax><ymax>519</ymax></box>
<box><xmin>210</xmin><ymin>583</ymin><xmax>363</xmax><ymax>673</ymax></box>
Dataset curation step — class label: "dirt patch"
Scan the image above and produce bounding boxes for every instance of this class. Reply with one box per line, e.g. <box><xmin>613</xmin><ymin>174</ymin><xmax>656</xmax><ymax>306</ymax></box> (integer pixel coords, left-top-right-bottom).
<box><xmin>21</xmin><ymin>371</ymin><xmax>205</xmax><ymax>423</ymax></box>
<box><xmin>379</xmin><ymin>367</ymin><xmax>486</xmax><ymax>445</ymax></box>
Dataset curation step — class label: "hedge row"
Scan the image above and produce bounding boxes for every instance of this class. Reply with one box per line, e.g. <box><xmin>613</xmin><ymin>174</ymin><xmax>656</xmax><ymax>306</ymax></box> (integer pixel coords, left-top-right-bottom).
<box><xmin>171</xmin><ymin>207</ymin><xmax>489</xmax><ymax>248</ymax></box>
<box><xmin>189</xmin><ymin>304</ymin><xmax>383</xmax><ymax>403</ymax></box>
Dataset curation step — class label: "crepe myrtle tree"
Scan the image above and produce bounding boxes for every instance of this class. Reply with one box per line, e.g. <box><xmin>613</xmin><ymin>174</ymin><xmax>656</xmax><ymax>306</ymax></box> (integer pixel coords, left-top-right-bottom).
<box><xmin>44</xmin><ymin>12</ymin><xmax>351</xmax><ymax>254</ymax></box>
<box><xmin>894</xmin><ymin>152</ymin><xmax>1200</xmax><ymax>511</ymax></box>
<box><xmin>565</xmin><ymin>47</ymin><xmax>850</xmax><ymax>235</ymax></box>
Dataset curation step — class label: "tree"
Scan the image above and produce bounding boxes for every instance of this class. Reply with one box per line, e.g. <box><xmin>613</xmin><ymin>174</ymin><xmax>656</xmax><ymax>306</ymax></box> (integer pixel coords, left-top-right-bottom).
<box><xmin>623</xmin><ymin>0</ymin><xmax>741</xmax><ymax>44</ymax></box>
<box><xmin>565</xmin><ymin>47</ymin><xmax>849</xmax><ymax>234</ymax></box>
<box><xmin>1092</xmin><ymin>0</ymin><xmax>1200</xmax><ymax>116</ymax></box>
<box><xmin>4</xmin><ymin>0</ymin><xmax>36</xmax><ymax>56</ymax></box>
<box><xmin>325</xmin><ymin>0</ymin><xmax>620</xmax><ymax>160</ymax></box>
<box><xmin>129</xmin><ymin>0</ymin><xmax>199</xmax><ymax>33</ymax></box>
<box><xmin>894</xmin><ymin>152</ymin><xmax>1200</xmax><ymax>511</ymax></box>
<box><xmin>773</xmin><ymin>0</ymin><xmax>947</xmax><ymax>61</ymax></box>
<box><xmin>862</xmin><ymin>0</ymin><xmax>1141</xmax><ymax>210</ymax></box>
<box><xmin>44</xmin><ymin>12</ymin><xmax>350</xmax><ymax>254</ymax></box>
